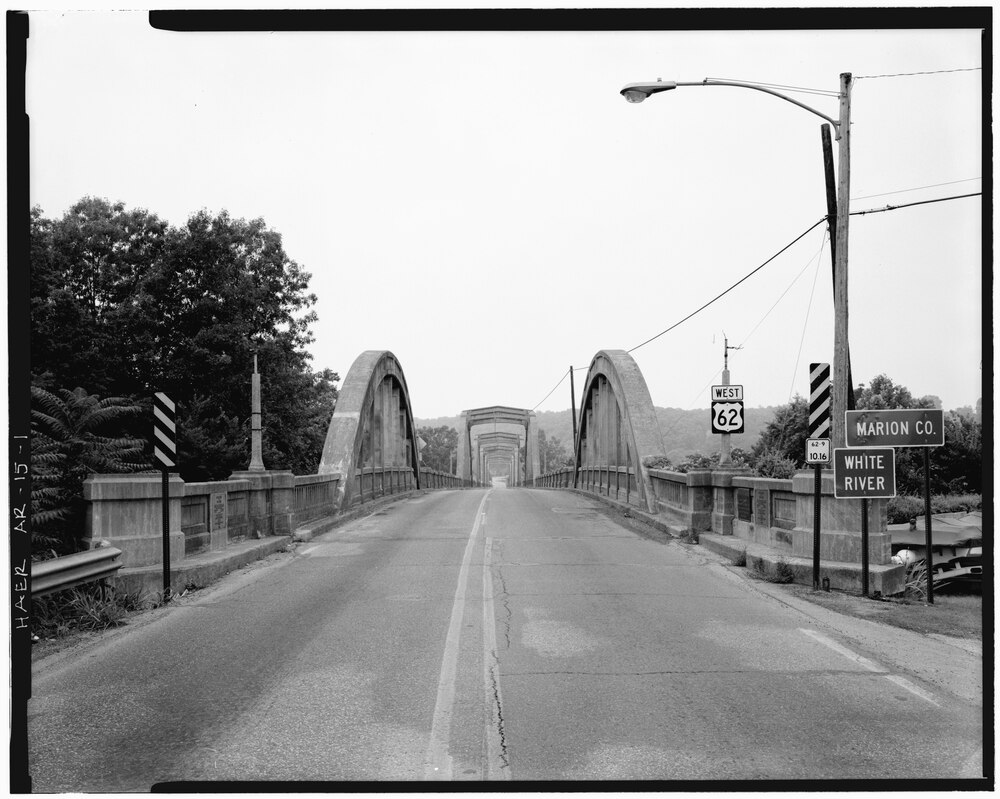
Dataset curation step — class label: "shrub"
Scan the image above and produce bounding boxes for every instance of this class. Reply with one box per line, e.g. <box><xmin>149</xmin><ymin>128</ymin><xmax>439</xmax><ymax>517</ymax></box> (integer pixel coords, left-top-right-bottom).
<box><xmin>887</xmin><ymin>493</ymin><xmax>982</xmax><ymax>524</ymax></box>
<box><xmin>642</xmin><ymin>455</ymin><xmax>673</xmax><ymax>470</ymax></box>
<box><xmin>753</xmin><ymin>448</ymin><xmax>798</xmax><ymax>479</ymax></box>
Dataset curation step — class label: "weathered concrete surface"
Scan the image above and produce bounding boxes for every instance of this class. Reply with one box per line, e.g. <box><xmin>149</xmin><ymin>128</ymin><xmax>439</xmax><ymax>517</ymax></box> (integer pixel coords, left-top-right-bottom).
<box><xmin>576</xmin><ymin>350</ymin><xmax>667</xmax><ymax>514</ymax></box>
<box><xmin>83</xmin><ymin>474</ymin><xmax>186</xmax><ymax>568</ymax></box>
<box><xmin>30</xmin><ymin>489</ymin><xmax>982</xmax><ymax>788</ymax></box>
<box><xmin>318</xmin><ymin>350</ymin><xmax>420</xmax><ymax>509</ymax></box>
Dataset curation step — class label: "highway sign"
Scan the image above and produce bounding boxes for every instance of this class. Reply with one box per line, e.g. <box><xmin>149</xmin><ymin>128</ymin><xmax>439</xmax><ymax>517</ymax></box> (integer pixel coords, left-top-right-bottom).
<box><xmin>805</xmin><ymin>438</ymin><xmax>831</xmax><ymax>465</ymax></box>
<box><xmin>711</xmin><ymin>384</ymin><xmax>743</xmax><ymax>401</ymax></box>
<box><xmin>711</xmin><ymin>400</ymin><xmax>744</xmax><ymax>434</ymax></box>
<box><xmin>845</xmin><ymin>409</ymin><xmax>944</xmax><ymax>448</ymax></box>
<box><xmin>833</xmin><ymin>447</ymin><xmax>896</xmax><ymax>499</ymax></box>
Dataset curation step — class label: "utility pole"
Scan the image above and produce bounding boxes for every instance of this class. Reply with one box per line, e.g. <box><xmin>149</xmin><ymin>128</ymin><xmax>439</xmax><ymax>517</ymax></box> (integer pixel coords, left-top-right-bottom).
<box><xmin>719</xmin><ymin>334</ymin><xmax>742</xmax><ymax>467</ymax></box>
<box><xmin>832</xmin><ymin>72</ymin><xmax>853</xmax><ymax>450</ymax></box>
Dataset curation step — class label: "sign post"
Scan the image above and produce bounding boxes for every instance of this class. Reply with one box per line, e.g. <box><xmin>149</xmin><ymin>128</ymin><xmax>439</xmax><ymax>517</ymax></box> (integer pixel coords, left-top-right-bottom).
<box><xmin>153</xmin><ymin>392</ymin><xmax>177</xmax><ymax>602</ymax></box>
<box><xmin>834</xmin><ymin>446</ymin><xmax>896</xmax><ymax>597</ymax></box>
<box><xmin>808</xmin><ymin>363</ymin><xmax>831</xmax><ymax>590</ymax></box>
<box><xmin>845</xmin><ymin>408</ymin><xmax>944</xmax><ymax>603</ymax></box>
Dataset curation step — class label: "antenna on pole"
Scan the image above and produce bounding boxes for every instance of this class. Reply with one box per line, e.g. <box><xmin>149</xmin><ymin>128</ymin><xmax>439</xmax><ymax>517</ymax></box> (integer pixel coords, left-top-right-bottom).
<box><xmin>723</xmin><ymin>332</ymin><xmax>743</xmax><ymax>371</ymax></box>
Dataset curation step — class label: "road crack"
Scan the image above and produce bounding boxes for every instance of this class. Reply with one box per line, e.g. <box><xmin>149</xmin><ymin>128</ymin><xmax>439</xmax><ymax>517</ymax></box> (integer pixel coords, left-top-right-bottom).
<box><xmin>487</xmin><ymin>651</ymin><xmax>511</xmax><ymax>773</ymax></box>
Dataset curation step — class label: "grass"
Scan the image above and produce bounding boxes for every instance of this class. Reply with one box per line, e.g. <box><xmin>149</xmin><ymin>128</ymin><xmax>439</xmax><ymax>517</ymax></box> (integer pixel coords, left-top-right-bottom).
<box><xmin>787</xmin><ymin>581</ymin><xmax>982</xmax><ymax>640</ymax></box>
<box><xmin>32</xmin><ymin>584</ymin><xmax>158</xmax><ymax>640</ymax></box>
<box><xmin>749</xmin><ymin>555</ymin><xmax>795</xmax><ymax>583</ymax></box>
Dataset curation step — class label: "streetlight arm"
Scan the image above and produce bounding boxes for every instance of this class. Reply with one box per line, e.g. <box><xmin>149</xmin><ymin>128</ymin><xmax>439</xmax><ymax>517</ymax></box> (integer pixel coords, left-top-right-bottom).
<box><xmin>621</xmin><ymin>78</ymin><xmax>841</xmax><ymax>133</ymax></box>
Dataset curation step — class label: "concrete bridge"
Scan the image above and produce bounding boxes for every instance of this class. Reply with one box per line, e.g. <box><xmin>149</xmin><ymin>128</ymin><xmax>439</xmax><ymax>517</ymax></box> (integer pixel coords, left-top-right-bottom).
<box><xmin>33</xmin><ymin>347</ymin><xmax>984</xmax><ymax>790</ymax></box>
<box><xmin>82</xmin><ymin>347</ymin><xmax>904</xmax><ymax>596</ymax></box>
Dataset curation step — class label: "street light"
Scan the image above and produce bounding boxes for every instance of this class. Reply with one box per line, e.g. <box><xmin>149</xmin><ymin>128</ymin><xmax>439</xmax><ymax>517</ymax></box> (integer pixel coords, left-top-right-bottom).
<box><xmin>621</xmin><ymin>75</ymin><xmax>853</xmax><ymax>449</ymax></box>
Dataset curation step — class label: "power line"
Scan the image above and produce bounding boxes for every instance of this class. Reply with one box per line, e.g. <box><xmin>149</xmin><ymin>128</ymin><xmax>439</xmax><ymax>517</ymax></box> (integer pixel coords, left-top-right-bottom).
<box><xmin>855</xmin><ymin>67</ymin><xmax>981</xmax><ymax>80</ymax></box>
<box><xmin>851</xmin><ymin>191</ymin><xmax>982</xmax><ymax>216</ymax></box>
<box><xmin>531</xmin><ymin>368</ymin><xmax>569</xmax><ymax>412</ymax></box>
<box><xmin>789</xmin><ymin>241</ymin><xmax>825</xmax><ymax>402</ymax></box>
<box><xmin>531</xmin><ymin>189</ymin><xmax>979</xmax><ymax>413</ymax></box>
<box><xmin>626</xmin><ymin>217</ymin><xmax>827</xmax><ymax>355</ymax></box>
<box><xmin>852</xmin><ymin>177</ymin><xmax>981</xmax><ymax>202</ymax></box>
<box><xmin>739</xmin><ymin>229</ymin><xmax>828</xmax><ymax>349</ymax></box>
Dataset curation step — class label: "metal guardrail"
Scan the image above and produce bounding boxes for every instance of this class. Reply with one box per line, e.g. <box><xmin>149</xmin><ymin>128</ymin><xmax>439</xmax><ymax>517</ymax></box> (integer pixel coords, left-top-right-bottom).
<box><xmin>31</xmin><ymin>543</ymin><xmax>123</xmax><ymax>597</ymax></box>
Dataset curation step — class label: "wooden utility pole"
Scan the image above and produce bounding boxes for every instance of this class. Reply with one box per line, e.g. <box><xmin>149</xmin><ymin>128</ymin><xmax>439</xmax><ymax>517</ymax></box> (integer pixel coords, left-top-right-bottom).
<box><xmin>832</xmin><ymin>72</ymin><xmax>853</xmax><ymax>450</ymax></box>
<box><xmin>821</xmin><ymin>123</ymin><xmax>856</xmax><ymax>413</ymax></box>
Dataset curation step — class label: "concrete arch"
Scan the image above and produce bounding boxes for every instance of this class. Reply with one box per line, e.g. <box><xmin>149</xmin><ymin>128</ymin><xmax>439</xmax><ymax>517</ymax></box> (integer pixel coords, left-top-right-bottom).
<box><xmin>318</xmin><ymin>350</ymin><xmax>420</xmax><ymax>508</ymax></box>
<box><xmin>575</xmin><ymin>350</ymin><xmax>667</xmax><ymax>513</ymax></box>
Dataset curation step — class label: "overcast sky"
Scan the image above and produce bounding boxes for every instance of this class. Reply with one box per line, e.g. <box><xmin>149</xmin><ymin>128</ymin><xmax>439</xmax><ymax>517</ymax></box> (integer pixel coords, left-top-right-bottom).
<box><xmin>25</xmin><ymin>10</ymin><xmax>984</xmax><ymax>420</ymax></box>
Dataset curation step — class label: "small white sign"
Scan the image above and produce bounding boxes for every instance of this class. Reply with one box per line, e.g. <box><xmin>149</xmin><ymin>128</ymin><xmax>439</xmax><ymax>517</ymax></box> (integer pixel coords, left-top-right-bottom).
<box><xmin>805</xmin><ymin>438</ymin><xmax>831</xmax><ymax>464</ymax></box>
<box><xmin>711</xmin><ymin>384</ymin><xmax>743</xmax><ymax>401</ymax></box>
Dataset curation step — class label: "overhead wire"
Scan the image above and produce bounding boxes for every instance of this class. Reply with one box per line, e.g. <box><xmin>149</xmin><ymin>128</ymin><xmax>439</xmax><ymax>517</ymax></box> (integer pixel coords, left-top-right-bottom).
<box><xmin>852</xmin><ymin>177</ymin><xmax>981</xmax><ymax>202</ymax></box>
<box><xmin>625</xmin><ymin>217</ymin><xmax>828</xmax><ymax>355</ymax></box>
<box><xmin>851</xmin><ymin>192</ymin><xmax>982</xmax><ymax>216</ymax></box>
<box><xmin>855</xmin><ymin>67</ymin><xmax>981</xmax><ymax>80</ymax></box>
<box><xmin>528</xmin><ymin>189</ymin><xmax>980</xmax><ymax>414</ymax></box>
<box><xmin>789</xmin><ymin>236</ymin><xmax>826</xmax><ymax>402</ymax></box>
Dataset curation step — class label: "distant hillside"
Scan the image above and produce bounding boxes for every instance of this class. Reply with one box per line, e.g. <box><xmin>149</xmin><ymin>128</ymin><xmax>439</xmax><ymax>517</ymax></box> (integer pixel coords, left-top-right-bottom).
<box><xmin>416</xmin><ymin>406</ymin><xmax>780</xmax><ymax>461</ymax></box>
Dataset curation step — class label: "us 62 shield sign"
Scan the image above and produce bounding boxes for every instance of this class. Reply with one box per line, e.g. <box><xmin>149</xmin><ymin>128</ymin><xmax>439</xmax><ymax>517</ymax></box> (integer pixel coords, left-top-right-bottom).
<box><xmin>711</xmin><ymin>401</ymin><xmax>744</xmax><ymax>434</ymax></box>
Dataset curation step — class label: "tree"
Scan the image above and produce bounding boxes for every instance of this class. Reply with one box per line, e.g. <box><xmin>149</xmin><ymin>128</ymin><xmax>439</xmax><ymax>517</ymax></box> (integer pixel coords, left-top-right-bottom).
<box><xmin>855</xmin><ymin>374</ymin><xmax>937</xmax><ymax>411</ymax></box>
<box><xmin>538</xmin><ymin>429</ymin><xmax>574</xmax><ymax>472</ymax></box>
<box><xmin>749</xmin><ymin>395</ymin><xmax>809</xmax><ymax>469</ymax></box>
<box><xmin>854</xmin><ymin>374</ymin><xmax>980</xmax><ymax>496</ymax></box>
<box><xmin>31</xmin><ymin>199</ymin><xmax>335</xmax><ymax>480</ymax></box>
<box><xmin>31</xmin><ymin>387</ymin><xmax>150</xmax><ymax>557</ymax></box>
<box><xmin>418</xmin><ymin>425</ymin><xmax>458</xmax><ymax>473</ymax></box>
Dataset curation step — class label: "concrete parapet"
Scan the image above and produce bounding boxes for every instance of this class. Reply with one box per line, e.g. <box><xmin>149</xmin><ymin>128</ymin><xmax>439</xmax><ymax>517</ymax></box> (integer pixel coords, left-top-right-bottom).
<box><xmin>83</xmin><ymin>474</ymin><xmax>185</xmax><ymax>569</ymax></box>
<box><xmin>648</xmin><ymin>469</ymin><xmax>713</xmax><ymax>533</ymax></box>
<box><xmin>711</xmin><ymin>467</ymin><xmax>751</xmax><ymax>536</ymax></box>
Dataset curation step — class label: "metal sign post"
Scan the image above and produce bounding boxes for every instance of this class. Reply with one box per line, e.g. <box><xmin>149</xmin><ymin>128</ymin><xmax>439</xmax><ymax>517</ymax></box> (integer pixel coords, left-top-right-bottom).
<box><xmin>153</xmin><ymin>392</ymin><xmax>177</xmax><ymax>602</ymax></box>
<box><xmin>834</xmin><ymin>446</ymin><xmax>896</xmax><ymax>597</ymax></box>
<box><xmin>808</xmin><ymin>363</ymin><xmax>831</xmax><ymax>590</ymax></box>
<box><xmin>845</xmin><ymin>408</ymin><xmax>944</xmax><ymax>603</ymax></box>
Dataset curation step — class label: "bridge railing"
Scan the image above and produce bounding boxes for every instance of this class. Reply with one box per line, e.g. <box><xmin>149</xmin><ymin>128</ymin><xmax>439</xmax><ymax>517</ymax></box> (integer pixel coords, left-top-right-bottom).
<box><xmin>82</xmin><ymin>464</ymin><xmax>475</xmax><ymax>576</ymax></box>
<box><xmin>420</xmin><ymin>469</ymin><xmax>470</xmax><ymax>489</ymax></box>
<box><xmin>352</xmin><ymin>465</ymin><xmax>417</xmax><ymax>506</ymax></box>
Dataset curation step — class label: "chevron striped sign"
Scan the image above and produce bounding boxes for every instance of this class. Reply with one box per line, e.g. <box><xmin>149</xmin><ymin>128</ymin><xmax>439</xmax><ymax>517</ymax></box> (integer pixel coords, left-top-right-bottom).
<box><xmin>808</xmin><ymin>363</ymin><xmax>831</xmax><ymax>439</ymax></box>
<box><xmin>152</xmin><ymin>392</ymin><xmax>177</xmax><ymax>469</ymax></box>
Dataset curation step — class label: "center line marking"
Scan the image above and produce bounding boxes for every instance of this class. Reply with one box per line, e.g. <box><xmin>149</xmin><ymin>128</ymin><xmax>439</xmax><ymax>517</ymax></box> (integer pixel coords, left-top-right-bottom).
<box><xmin>424</xmin><ymin>490</ymin><xmax>492</xmax><ymax>780</ymax></box>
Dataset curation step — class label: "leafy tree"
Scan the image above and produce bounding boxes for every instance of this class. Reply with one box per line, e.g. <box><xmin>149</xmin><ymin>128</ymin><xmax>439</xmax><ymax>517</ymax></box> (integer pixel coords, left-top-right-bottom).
<box><xmin>418</xmin><ymin>425</ymin><xmax>458</xmax><ymax>473</ymax></box>
<box><xmin>31</xmin><ymin>387</ymin><xmax>150</xmax><ymax>557</ymax></box>
<box><xmin>855</xmin><ymin>374</ymin><xmax>937</xmax><ymax>411</ymax></box>
<box><xmin>750</xmin><ymin>395</ymin><xmax>809</xmax><ymax>469</ymax></box>
<box><xmin>855</xmin><ymin>375</ymin><xmax>981</xmax><ymax>496</ymax></box>
<box><xmin>539</xmin><ymin>428</ymin><xmax>574</xmax><ymax>472</ymax></box>
<box><xmin>31</xmin><ymin>199</ymin><xmax>335</xmax><ymax>480</ymax></box>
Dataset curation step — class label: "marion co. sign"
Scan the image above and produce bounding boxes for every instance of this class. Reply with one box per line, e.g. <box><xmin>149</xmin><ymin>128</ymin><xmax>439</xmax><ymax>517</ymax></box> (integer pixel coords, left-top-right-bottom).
<box><xmin>845</xmin><ymin>409</ymin><xmax>944</xmax><ymax>448</ymax></box>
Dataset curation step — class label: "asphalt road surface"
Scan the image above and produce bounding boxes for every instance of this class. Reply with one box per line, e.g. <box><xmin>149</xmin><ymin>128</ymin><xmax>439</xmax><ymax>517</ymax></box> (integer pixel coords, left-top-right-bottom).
<box><xmin>28</xmin><ymin>488</ymin><xmax>984</xmax><ymax>789</ymax></box>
